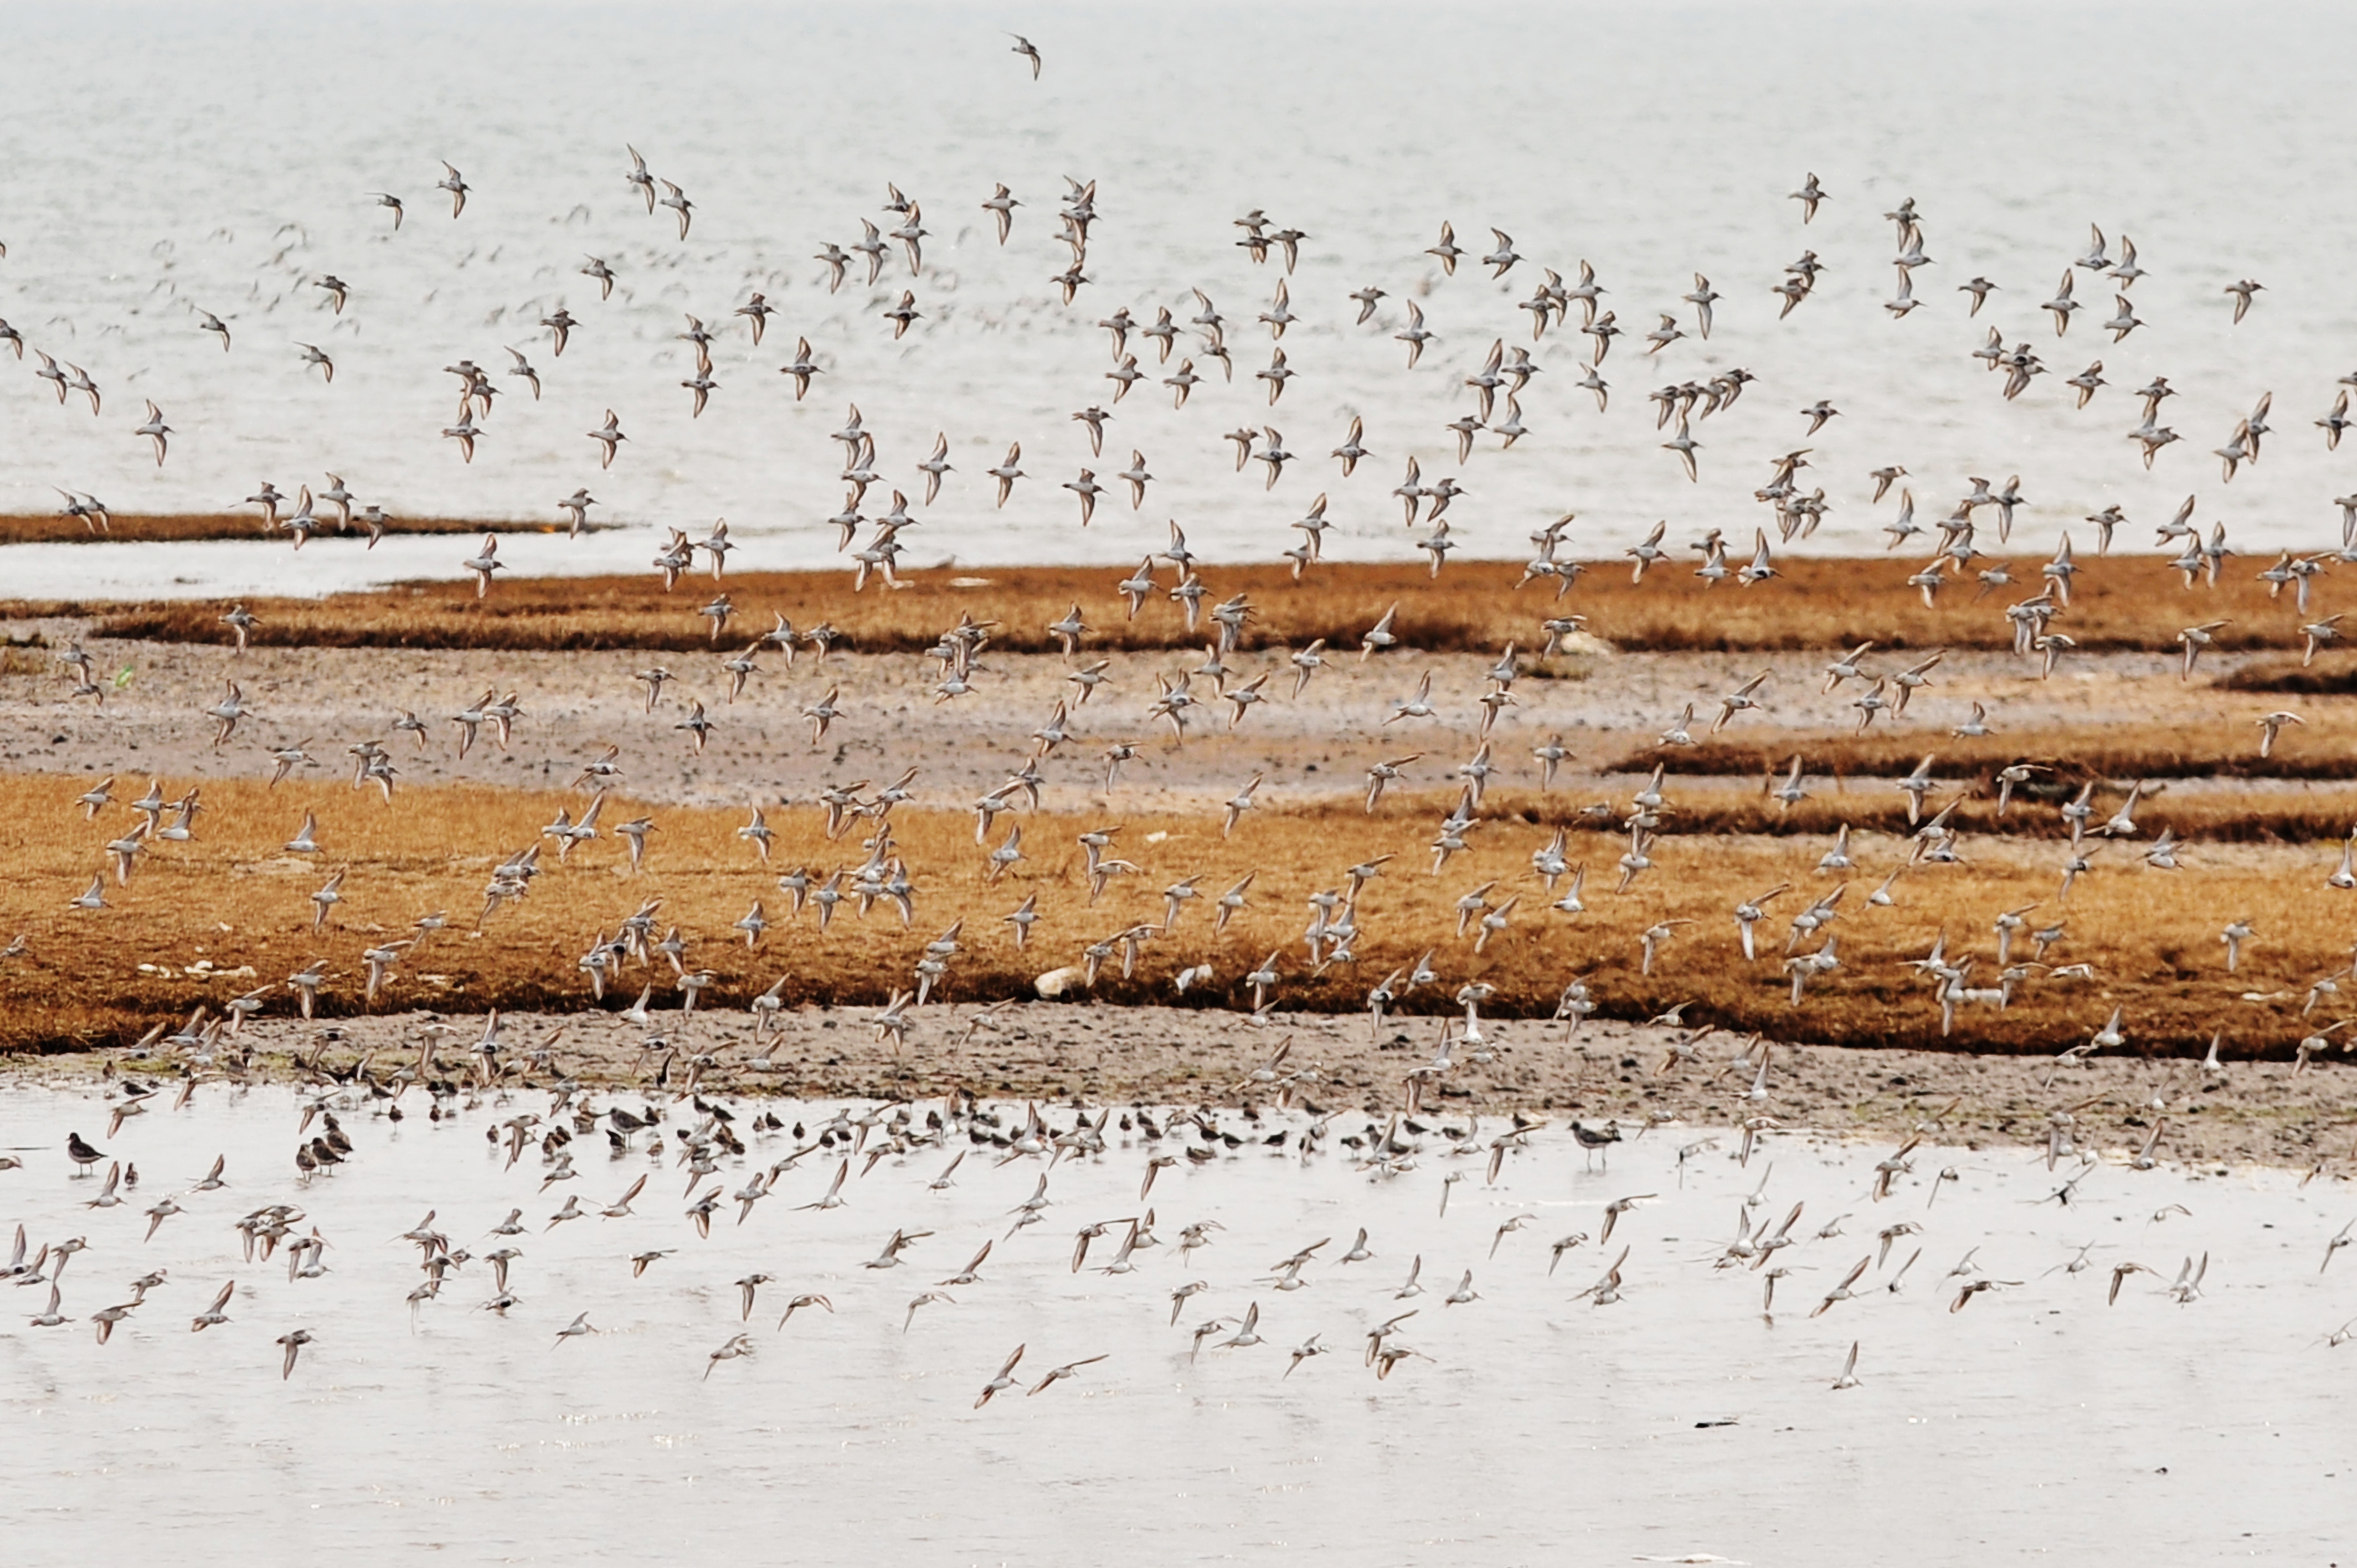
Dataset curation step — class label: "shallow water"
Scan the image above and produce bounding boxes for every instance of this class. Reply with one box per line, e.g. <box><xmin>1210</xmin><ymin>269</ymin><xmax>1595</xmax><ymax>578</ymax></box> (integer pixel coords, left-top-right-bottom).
<box><xmin>4</xmin><ymin>4</ymin><xmax>2357</xmax><ymax>600</ymax></box>
<box><xmin>1</xmin><ymin>1080</ymin><xmax>2351</xmax><ymax>1563</ymax></box>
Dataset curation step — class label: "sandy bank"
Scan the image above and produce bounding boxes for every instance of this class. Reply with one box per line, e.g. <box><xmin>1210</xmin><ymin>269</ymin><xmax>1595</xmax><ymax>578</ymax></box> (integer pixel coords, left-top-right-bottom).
<box><xmin>47</xmin><ymin>1004</ymin><xmax>2356</xmax><ymax>1173</ymax></box>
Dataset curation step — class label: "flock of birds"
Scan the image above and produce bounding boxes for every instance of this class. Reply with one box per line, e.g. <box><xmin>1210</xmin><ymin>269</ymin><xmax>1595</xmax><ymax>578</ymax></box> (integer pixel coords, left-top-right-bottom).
<box><xmin>6</xmin><ymin>32</ymin><xmax>2357</xmax><ymax>1453</ymax></box>
<box><xmin>38</xmin><ymin>600</ymin><xmax>2357</xmax><ymax>1090</ymax></box>
<box><xmin>12</xmin><ymin>115</ymin><xmax>2357</xmax><ymax>683</ymax></box>
<box><xmin>12</xmin><ymin>1071</ymin><xmax>2354</xmax><ymax>1392</ymax></box>
<box><xmin>10</xmin><ymin>75</ymin><xmax>2357</xmax><ymax>577</ymax></box>
<box><xmin>36</xmin><ymin>479</ymin><xmax>2357</xmax><ymax>1100</ymax></box>
<box><xmin>17</xmin><ymin>92</ymin><xmax>2357</xmax><ymax>1097</ymax></box>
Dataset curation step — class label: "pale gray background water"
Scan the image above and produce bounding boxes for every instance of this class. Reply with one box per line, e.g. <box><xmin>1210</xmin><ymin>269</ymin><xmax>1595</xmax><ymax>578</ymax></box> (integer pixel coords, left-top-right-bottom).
<box><xmin>3</xmin><ymin>3</ymin><xmax>2356</xmax><ymax>598</ymax></box>
<box><xmin>1</xmin><ymin>1082</ymin><xmax>2351</xmax><ymax>1565</ymax></box>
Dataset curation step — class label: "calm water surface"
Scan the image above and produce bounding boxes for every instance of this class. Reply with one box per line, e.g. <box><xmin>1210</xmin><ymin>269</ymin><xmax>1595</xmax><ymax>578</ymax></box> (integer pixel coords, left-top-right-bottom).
<box><xmin>2</xmin><ymin>4</ymin><xmax>2355</xmax><ymax>597</ymax></box>
<box><xmin>1</xmin><ymin>1080</ymin><xmax>2351</xmax><ymax>1563</ymax></box>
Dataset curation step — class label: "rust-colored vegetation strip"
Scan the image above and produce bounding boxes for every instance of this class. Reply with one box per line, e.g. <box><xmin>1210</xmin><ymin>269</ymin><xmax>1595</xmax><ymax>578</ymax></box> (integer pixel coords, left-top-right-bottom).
<box><xmin>9</xmin><ymin>553</ymin><xmax>2341</xmax><ymax>661</ymax></box>
<box><xmin>2</xmin><ymin>773</ymin><xmax>2352</xmax><ymax>1064</ymax></box>
<box><xmin>1601</xmin><ymin>720</ymin><xmax>2357</xmax><ymax>781</ymax></box>
<box><xmin>0</xmin><ymin>510</ymin><xmax>521</xmax><ymax>546</ymax></box>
